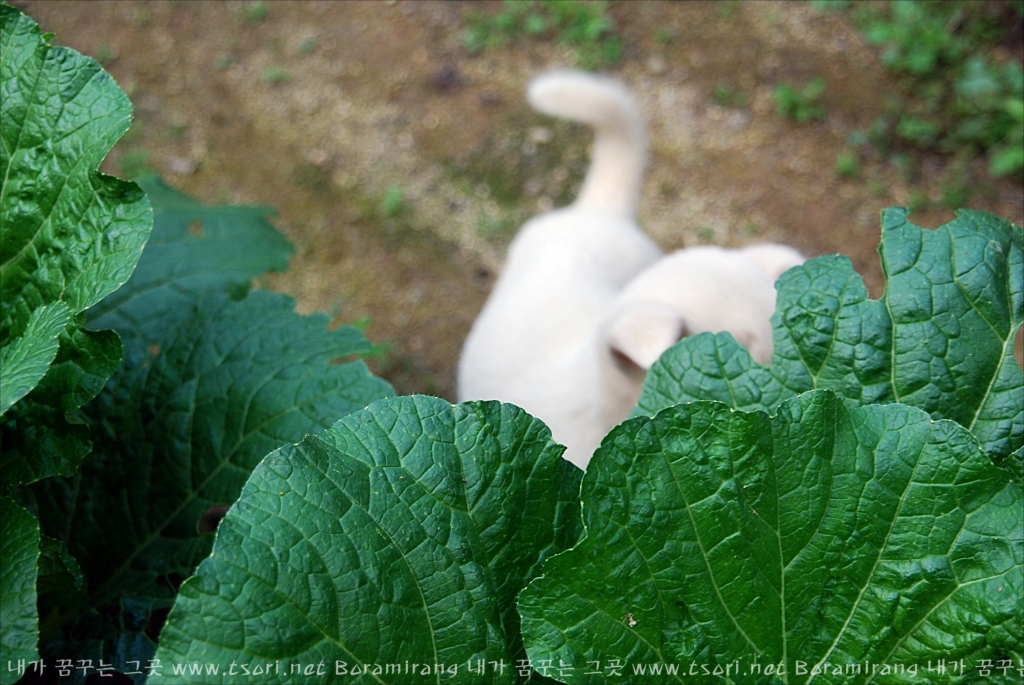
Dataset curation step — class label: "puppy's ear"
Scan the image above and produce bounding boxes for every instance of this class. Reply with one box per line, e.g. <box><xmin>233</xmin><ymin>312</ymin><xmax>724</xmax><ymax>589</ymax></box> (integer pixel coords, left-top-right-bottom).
<box><xmin>605</xmin><ymin>301</ymin><xmax>689</xmax><ymax>371</ymax></box>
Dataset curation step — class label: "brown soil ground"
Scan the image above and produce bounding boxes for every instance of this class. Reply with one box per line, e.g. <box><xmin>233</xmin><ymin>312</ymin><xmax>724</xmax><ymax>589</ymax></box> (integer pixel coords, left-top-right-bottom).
<box><xmin>17</xmin><ymin>0</ymin><xmax>1024</xmax><ymax>400</ymax></box>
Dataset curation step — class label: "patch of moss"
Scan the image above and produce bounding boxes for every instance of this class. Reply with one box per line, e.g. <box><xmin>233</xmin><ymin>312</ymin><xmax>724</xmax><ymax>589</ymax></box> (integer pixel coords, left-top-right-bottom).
<box><xmin>289</xmin><ymin>162</ymin><xmax>331</xmax><ymax>193</ymax></box>
<box><xmin>443</xmin><ymin>108</ymin><xmax>592</xmax><ymax>211</ymax></box>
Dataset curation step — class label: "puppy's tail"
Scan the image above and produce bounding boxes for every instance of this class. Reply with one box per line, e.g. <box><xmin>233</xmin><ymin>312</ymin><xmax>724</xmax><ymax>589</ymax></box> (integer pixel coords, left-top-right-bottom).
<box><xmin>528</xmin><ymin>70</ymin><xmax>645</xmax><ymax>217</ymax></box>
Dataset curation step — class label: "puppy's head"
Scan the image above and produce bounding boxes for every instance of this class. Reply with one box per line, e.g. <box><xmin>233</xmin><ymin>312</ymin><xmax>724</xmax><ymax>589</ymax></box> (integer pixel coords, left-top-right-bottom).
<box><xmin>601</xmin><ymin>247</ymin><xmax>781</xmax><ymax>375</ymax></box>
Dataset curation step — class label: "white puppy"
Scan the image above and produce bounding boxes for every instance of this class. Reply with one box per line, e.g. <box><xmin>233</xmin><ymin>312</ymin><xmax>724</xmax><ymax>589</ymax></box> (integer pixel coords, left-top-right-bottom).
<box><xmin>459</xmin><ymin>71</ymin><xmax>661</xmax><ymax>464</ymax></box>
<box><xmin>459</xmin><ymin>70</ymin><xmax>803</xmax><ymax>469</ymax></box>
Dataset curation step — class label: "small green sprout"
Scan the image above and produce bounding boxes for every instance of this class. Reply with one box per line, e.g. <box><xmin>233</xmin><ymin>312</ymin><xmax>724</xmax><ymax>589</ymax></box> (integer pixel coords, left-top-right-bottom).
<box><xmin>835</xmin><ymin>150</ymin><xmax>861</xmax><ymax>180</ymax></box>
<box><xmin>95</xmin><ymin>43</ymin><xmax>117</xmax><ymax>65</ymax></box>
<box><xmin>654</xmin><ymin>27</ymin><xmax>676</xmax><ymax>45</ymax></box>
<box><xmin>716</xmin><ymin>1</ymin><xmax>738</xmax><ymax>23</ymax></box>
<box><xmin>260</xmin><ymin>67</ymin><xmax>291</xmax><ymax>84</ymax></box>
<box><xmin>773</xmin><ymin>77</ymin><xmax>827</xmax><ymax>123</ymax></box>
<box><xmin>243</xmin><ymin>1</ymin><xmax>269</xmax><ymax>24</ymax></box>
<box><xmin>711</xmin><ymin>82</ymin><xmax>748</xmax><ymax>108</ymax></box>
<box><xmin>524</xmin><ymin>13</ymin><xmax>547</xmax><ymax>35</ymax></box>
<box><xmin>382</xmin><ymin>187</ymin><xmax>405</xmax><ymax>217</ymax></box>
<box><xmin>907</xmin><ymin>189</ymin><xmax>930</xmax><ymax>212</ymax></box>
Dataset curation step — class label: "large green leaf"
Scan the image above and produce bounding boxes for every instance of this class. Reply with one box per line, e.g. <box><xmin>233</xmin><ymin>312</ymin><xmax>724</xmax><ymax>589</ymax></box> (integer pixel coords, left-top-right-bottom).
<box><xmin>0</xmin><ymin>3</ymin><xmax>152</xmax><ymax>485</ymax></box>
<box><xmin>86</xmin><ymin>175</ymin><xmax>293</xmax><ymax>333</ymax></box>
<box><xmin>152</xmin><ymin>396</ymin><xmax>583</xmax><ymax>684</ymax></box>
<box><xmin>520</xmin><ymin>391</ymin><xmax>1023</xmax><ymax>684</ymax></box>
<box><xmin>31</xmin><ymin>290</ymin><xmax>393</xmax><ymax>609</ymax></box>
<box><xmin>0</xmin><ymin>5</ymin><xmax>151</xmax><ymax>325</ymax></box>
<box><xmin>0</xmin><ymin>497</ymin><xmax>41</xmax><ymax>685</ymax></box>
<box><xmin>21</xmin><ymin>175</ymin><xmax>390</xmax><ymax>679</ymax></box>
<box><xmin>636</xmin><ymin>208</ymin><xmax>1024</xmax><ymax>468</ymax></box>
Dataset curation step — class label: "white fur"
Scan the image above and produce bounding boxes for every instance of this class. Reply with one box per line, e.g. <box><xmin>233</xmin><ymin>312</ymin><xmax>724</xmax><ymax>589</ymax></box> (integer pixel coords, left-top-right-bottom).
<box><xmin>605</xmin><ymin>246</ymin><xmax>786</xmax><ymax>369</ymax></box>
<box><xmin>458</xmin><ymin>70</ymin><xmax>804</xmax><ymax>469</ymax></box>
<box><xmin>527</xmin><ymin>70</ymin><xmax>647</xmax><ymax>216</ymax></box>
<box><xmin>736</xmin><ymin>243</ymin><xmax>806</xmax><ymax>283</ymax></box>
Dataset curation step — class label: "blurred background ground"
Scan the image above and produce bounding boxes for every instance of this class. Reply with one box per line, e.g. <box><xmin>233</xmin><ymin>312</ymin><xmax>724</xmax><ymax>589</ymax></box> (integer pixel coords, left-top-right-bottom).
<box><xmin>16</xmin><ymin>0</ymin><xmax>1023</xmax><ymax>400</ymax></box>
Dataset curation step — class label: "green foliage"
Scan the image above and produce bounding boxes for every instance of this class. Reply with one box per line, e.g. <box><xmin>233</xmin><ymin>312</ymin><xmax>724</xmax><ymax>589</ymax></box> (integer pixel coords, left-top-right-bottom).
<box><xmin>834</xmin><ymin>148</ymin><xmax>861</xmax><ymax>179</ymax></box>
<box><xmin>696</xmin><ymin>225</ymin><xmax>717</xmax><ymax>243</ymax></box>
<box><xmin>653</xmin><ymin>26</ymin><xmax>675</xmax><ymax>45</ymax></box>
<box><xmin>1</xmin><ymin>47</ymin><xmax>393</xmax><ymax>667</ymax></box>
<box><xmin>907</xmin><ymin>187</ymin><xmax>930</xmax><ymax>212</ymax></box>
<box><xmin>447</xmin><ymin>112</ymin><xmax>590</xmax><ymax>213</ymax></box>
<box><xmin>382</xmin><ymin>185</ymin><xmax>405</xmax><ymax>216</ymax></box>
<box><xmin>463</xmin><ymin>0</ymin><xmax>622</xmax><ymax>70</ymax></box>
<box><xmin>4</xmin><ymin>6</ymin><xmax>1021</xmax><ymax>684</ymax></box>
<box><xmin>519</xmin><ymin>392</ymin><xmax>1023</xmax><ymax>683</ymax></box>
<box><xmin>94</xmin><ymin>42</ymin><xmax>116</xmax><ymax>65</ymax></box>
<box><xmin>0</xmin><ymin>303</ymin><xmax>70</xmax><ymax>416</ymax></box>
<box><xmin>937</xmin><ymin>157</ymin><xmax>976</xmax><ymax>208</ymax></box>
<box><xmin>242</xmin><ymin>0</ymin><xmax>268</xmax><ymax>25</ymax></box>
<box><xmin>636</xmin><ymin>208</ymin><xmax>1024</xmax><ymax>471</ymax></box>
<box><xmin>716</xmin><ymin>0</ymin><xmax>739</xmax><ymax>23</ymax></box>
<box><xmin>213</xmin><ymin>53</ymin><xmax>236</xmax><ymax>70</ymax></box>
<box><xmin>773</xmin><ymin>77</ymin><xmax>828</xmax><ymax>123</ymax></box>
<box><xmin>828</xmin><ymin>0</ymin><xmax>1024</xmax><ymax>178</ymax></box>
<box><xmin>34</xmin><ymin>535</ymin><xmax>87</xmax><ymax>630</ymax></box>
<box><xmin>18</xmin><ymin>177</ymin><xmax>393</xmax><ymax>676</ymax></box>
<box><xmin>143</xmin><ymin>205</ymin><xmax>1021</xmax><ymax>684</ymax></box>
<box><xmin>987</xmin><ymin>91</ymin><xmax>1024</xmax><ymax>177</ymax></box>
<box><xmin>259</xmin><ymin>66</ymin><xmax>290</xmax><ymax>83</ymax></box>
<box><xmin>85</xmin><ymin>176</ymin><xmax>292</xmax><ymax>323</ymax></box>
<box><xmin>710</xmin><ymin>81</ymin><xmax>748</xmax><ymax>108</ymax></box>
<box><xmin>896</xmin><ymin>111</ymin><xmax>940</xmax><ymax>147</ymax></box>
<box><xmin>152</xmin><ymin>397</ymin><xmax>583</xmax><ymax>684</ymax></box>
<box><xmin>809</xmin><ymin>0</ymin><xmax>851</xmax><ymax>9</ymax></box>
<box><xmin>0</xmin><ymin>497</ymin><xmax>41</xmax><ymax>684</ymax></box>
<box><xmin>0</xmin><ymin>3</ymin><xmax>152</xmax><ymax>488</ymax></box>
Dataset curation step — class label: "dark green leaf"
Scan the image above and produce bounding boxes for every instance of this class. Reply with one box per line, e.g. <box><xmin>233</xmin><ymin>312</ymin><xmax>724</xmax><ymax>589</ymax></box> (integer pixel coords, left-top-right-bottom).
<box><xmin>636</xmin><ymin>209</ymin><xmax>1024</xmax><ymax>465</ymax></box>
<box><xmin>1</xmin><ymin>327</ymin><xmax>121</xmax><ymax>487</ymax></box>
<box><xmin>152</xmin><ymin>396</ymin><xmax>583</xmax><ymax>684</ymax></box>
<box><xmin>0</xmin><ymin>497</ymin><xmax>41</xmax><ymax>685</ymax></box>
<box><xmin>520</xmin><ymin>391</ymin><xmax>1023</xmax><ymax>684</ymax></box>
<box><xmin>1001</xmin><ymin>445</ymin><xmax>1024</xmax><ymax>483</ymax></box>
<box><xmin>31</xmin><ymin>290</ymin><xmax>393</xmax><ymax>611</ymax></box>
<box><xmin>36</xmin><ymin>535</ymin><xmax>87</xmax><ymax>623</ymax></box>
<box><xmin>86</xmin><ymin>176</ymin><xmax>292</xmax><ymax>332</ymax></box>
